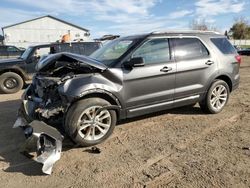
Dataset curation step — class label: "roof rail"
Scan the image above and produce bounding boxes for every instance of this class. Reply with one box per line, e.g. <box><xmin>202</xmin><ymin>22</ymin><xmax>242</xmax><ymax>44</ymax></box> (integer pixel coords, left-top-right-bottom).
<box><xmin>151</xmin><ymin>30</ymin><xmax>221</xmax><ymax>35</ymax></box>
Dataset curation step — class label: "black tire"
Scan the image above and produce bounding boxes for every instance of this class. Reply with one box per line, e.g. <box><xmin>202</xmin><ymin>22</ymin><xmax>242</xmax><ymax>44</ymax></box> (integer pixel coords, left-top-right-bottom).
<box><xmin>199</xmin><ymin>79</ymin><xmax>230</xmax><ymax>114</ymax></box>
<box><xmin>64</xmin><ymin>98</ymin><xmax>117</xmax><ymax>147</ymax></box>
<box><xmin>0</xmin><ymin>72</ymin><xmax>24</xmax><ymax>94</ymax></box>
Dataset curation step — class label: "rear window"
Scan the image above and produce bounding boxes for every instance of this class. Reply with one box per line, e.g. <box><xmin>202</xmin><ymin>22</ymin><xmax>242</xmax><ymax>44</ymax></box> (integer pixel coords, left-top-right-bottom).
<box><xmin>173</xmin><ymin>38</ymin><xmax>209</xmax><ymax>60</ymax></box>
<box><xmin>210</xmin><ymin>38</ymin><xmax>236</xmax><ymax>54</ymax></box>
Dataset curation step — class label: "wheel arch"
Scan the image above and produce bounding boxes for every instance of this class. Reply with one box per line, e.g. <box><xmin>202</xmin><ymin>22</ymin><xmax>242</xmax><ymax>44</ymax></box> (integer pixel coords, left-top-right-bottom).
<box><xmin>214</xmin><ymin>75</ymin><xmax>233</xmax><ymax>92</ymax></box>
<box><xmin>201</xmin><ymin>74</ymin><xmax>233</xmax><ymax>102</ymax></box>
<box><xmin>0</xmin><ymin>68</ymin><xmax>27</xmax><ymax>82</ymax></box>
<box><xmin>69</xmin><ymin>89</ymin><xmax>123</xmax><ymax>120</ymax></box>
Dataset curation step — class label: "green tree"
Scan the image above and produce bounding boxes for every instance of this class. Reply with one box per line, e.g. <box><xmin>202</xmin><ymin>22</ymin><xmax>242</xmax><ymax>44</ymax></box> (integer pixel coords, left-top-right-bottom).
<box><xmin>229</xmin><ymin>17</ymin><xmax>250</xmax><ymax>39</ymax></box>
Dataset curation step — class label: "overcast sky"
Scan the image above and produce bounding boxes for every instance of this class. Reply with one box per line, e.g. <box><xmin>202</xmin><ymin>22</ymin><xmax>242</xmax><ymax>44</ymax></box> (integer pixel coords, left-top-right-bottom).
<box><xmin>1</xmin><ymin>0</ymin><xmax>249</xmax><ymax>38</ymax></box>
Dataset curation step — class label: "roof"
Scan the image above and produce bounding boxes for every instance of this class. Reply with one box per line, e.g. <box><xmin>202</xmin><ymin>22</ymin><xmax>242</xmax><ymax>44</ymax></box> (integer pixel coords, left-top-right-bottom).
<box><xmin>2</xmin><ymin>15</ymin><xmax>89</xmax><ymax>32</ymax></box>
<box><xmin>151</xmin><ymin>30</ymin><xmax>221</xmax><ymax>35</ymax></box>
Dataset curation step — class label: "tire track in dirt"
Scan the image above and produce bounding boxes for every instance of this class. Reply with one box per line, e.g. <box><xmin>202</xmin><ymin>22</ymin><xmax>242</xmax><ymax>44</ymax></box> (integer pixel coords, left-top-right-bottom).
<box><xmin>128</xmin><ymin>111</ymin><xmax>247</xmax><ymax>187</ymax></box>
<box><xmin>175</xmin><ymin>113</ymin><xmax>245</xmax><ymax>151</ymax></box>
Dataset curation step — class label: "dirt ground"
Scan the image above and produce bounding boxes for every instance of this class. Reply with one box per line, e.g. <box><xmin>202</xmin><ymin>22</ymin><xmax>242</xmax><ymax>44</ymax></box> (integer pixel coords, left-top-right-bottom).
<box><xmin>0</xmin><ymin>57</ymin><xmax>250</xmax><ymax>188</ymax></box>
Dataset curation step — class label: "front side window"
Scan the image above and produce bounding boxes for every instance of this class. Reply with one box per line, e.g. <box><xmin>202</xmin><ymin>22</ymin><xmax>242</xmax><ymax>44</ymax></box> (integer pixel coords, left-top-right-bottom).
<box><xmin>132</xmin><ymin>38</ymin><xmax>170</xmax><ymax>64</ymax></box>
<box><xmin>173</xmin><ymin>38</ymin><xmax>209</xmax><ymax>60</ymax></box>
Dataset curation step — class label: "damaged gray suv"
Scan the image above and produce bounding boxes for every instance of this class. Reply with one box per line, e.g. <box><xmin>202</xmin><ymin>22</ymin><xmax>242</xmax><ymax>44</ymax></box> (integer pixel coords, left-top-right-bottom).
<box><xmin>15</xmin><ymin>31</ymin><xmax>240</xmax><ymax>173</ymax></box>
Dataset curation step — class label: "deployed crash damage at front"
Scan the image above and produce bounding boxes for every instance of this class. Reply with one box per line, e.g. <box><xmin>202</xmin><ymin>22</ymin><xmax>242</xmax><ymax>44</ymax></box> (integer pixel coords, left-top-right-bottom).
<box><xmin>13</xmin><ymin>52</ymin><xmax>121</xmax><ymax>174</ymax></box>
<box><xmin>14</xmin><ymin>119</ymin><xmax>63</xmax><ymax>174</ymax></box>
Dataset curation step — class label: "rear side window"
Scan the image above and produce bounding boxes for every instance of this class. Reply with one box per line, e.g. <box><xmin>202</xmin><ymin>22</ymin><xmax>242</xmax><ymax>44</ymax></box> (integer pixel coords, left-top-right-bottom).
<box><xmin>173</xmin><ymin>38</ymin><xmax>209</xmax><ymax>60</ymax></box>
<box><xmin>210</xmin><ymin>38</ymin><xmax>236</xmax><ymax>54</ymax></box>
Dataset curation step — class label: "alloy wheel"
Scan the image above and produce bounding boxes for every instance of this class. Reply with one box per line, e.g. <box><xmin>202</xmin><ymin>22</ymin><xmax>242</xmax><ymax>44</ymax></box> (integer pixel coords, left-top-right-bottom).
<box><xmin>77</xmin><ymin>106</ymin><xmax>112</xmax><ymax>141</ymax></box>
<box><xmin>210</xmin><ymin>84</ymin><xmax>228</xmax><ymax>111</ymax></box>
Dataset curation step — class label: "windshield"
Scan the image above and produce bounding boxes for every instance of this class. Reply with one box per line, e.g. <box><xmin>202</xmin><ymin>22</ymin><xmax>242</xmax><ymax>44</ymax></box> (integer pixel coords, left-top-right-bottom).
<box><xmin>21</xmin><ymin>47</ymin><xmax>33</xmax><ymax>59</ymax></box>
<box><xmin>90</xmin><ymin>38</ymin><xmax>137</xmax><ymax>66</ymax></box>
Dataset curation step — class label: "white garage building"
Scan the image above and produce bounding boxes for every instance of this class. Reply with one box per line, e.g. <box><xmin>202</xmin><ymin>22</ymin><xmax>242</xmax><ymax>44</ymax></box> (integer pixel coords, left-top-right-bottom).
<box><xmin>2</xmin><ymin>15</ymin><xmax>91</xmax><ymax>48</ymax></box>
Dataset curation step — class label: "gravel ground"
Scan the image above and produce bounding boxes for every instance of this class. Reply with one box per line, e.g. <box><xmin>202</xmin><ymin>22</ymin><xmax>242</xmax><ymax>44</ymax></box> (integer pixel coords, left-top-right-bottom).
<box><xmin>0</xmin><ymin>57</ymin><xmax>249</xmax><ymax>188</ymax></box>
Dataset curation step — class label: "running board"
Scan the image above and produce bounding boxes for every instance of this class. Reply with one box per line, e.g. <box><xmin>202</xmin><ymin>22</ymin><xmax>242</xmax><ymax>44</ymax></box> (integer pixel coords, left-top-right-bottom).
<box><xmin>129</xmin><ymin>95</ymin><xmax>200</xmax><ymax>113</ymax></box>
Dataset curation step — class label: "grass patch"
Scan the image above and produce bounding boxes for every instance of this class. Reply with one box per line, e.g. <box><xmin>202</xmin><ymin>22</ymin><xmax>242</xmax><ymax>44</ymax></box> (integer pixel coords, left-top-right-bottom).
<box><xmin>239</xmin><ymin>45</ymin><xmax>250</xmax><ymax>49</ymax></box>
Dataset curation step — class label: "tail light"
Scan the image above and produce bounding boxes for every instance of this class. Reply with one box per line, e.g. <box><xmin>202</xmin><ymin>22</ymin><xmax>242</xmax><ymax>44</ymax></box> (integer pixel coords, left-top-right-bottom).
<box><xmin>235</xmin><ymin>55</ymin><xmax>241</xmax><ymax>64</ymax></box>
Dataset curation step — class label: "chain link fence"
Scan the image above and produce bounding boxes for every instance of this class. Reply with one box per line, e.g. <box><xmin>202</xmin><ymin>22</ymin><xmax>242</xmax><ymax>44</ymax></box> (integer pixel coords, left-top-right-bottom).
<box><xmin>230</xmin><ymin>40</ymin><xmax>250</xmax><ymax>46</ymax></box>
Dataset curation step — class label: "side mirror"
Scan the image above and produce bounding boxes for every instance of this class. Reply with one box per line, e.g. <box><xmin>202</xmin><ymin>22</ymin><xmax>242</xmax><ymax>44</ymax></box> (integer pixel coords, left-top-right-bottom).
<box><xmin>126</xmin><ymin>57</ymin><xmax>145</xmax><ymax>67</ymax></box>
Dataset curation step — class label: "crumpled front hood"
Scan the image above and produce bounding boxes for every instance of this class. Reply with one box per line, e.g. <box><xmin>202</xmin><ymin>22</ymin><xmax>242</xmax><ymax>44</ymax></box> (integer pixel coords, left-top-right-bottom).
<box><xmin>36</xmin><ymin>52</ymin><xmax>107</xmax><ymax>72</ymax></box>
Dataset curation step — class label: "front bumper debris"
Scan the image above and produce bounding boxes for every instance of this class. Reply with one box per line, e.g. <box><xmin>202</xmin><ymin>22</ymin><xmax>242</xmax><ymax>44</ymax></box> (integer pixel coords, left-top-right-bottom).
<box><xmin>13</xmin><ymin>101</ymin><xmax>63</xmax><ymax>175</ymax></box>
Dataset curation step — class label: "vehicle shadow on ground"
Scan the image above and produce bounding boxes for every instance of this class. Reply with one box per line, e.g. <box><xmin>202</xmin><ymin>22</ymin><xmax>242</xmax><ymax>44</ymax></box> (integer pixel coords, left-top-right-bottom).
<box><xmin>0</xmin><ymin>99</ymin><xmax>204</xmax><ymax>176</ymax></box>
<box><xmin>62</xmin><ymin>105</ymin><xmax>205</xmax><ymax>151</ymax></box>
<box><xmin>117</xmin><ymin>104</ymin><xmax>204</xmax><ymax>125</ymax></box>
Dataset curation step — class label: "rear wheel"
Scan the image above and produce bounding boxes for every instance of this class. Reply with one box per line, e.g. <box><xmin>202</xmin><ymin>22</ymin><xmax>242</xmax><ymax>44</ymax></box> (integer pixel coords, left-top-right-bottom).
<box><xmin>199</xmin><ymin>79</ymin><xmax>230</xmax><ymax>114</ymax></box>
<box><xmin>0</xmin><ymin>72</ymin><xmax>24</xmax><ymax>94</ymax></box>
<box><xmin>64</xmin><ymin>98</ymin><xmax>117</xmax><ymax>147</ymax></box>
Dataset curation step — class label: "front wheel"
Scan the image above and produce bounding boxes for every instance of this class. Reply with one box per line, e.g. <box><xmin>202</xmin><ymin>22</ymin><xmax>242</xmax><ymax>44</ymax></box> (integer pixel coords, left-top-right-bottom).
<box><xmin>199</xmin><ymin>80</ymin><xmax>230</xmax><ymax>114</ymax></box>
<box><xmin>0</xmin><ymin>72</ymin><xmax>24</xmax><ymax>94</ymax></box>
<box><xmin>64</xmin><ymin>98</ymin><xmax>117</xmax><ymax>147</ymax></box>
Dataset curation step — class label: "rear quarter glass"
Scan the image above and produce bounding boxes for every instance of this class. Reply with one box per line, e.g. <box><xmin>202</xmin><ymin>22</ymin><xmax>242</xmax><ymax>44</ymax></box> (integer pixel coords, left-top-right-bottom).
<box><xmin>210</xmin><ymin>38</ymin><xmax>237</xmax><ymax>54</ymax></box>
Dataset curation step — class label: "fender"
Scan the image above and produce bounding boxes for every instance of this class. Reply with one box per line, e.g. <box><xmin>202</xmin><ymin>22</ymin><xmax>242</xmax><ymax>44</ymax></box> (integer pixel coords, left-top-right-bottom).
<box><xmin>58</xmin><ymin>73</ymin><xmax>124</xmax><ymax>107</ymax></box>
<box><xmin>0</xmin><ymin>66</ymin><xmax>29</xmax><ymax>81</ymax></box>
<box><xmin>75</xmin><ymin>89</ymin><xmax>126</xmax><ymax>120</ymax></box>
<box><xmin>78</xmin><ymin>88</ymin><xmax>123</xmax><ymax>108</ymax></box>
<box><xmin>201</xmin><ymin>71</ymin><xmax>233</xmax><ymax>100</ymax></box>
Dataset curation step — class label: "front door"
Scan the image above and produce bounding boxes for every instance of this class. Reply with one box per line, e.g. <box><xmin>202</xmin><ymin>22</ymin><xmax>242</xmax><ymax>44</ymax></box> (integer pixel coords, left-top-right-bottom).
<box><xmin>122</xmin><ymin>37</ymin><xmax>176</xmax><ymax>117</ymax></box>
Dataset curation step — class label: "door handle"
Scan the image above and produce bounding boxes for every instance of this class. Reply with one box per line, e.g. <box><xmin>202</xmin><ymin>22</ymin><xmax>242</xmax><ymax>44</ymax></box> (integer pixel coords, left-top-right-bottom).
<box><xmin>205</xmin><ymin>60</ymin><xmax>214</xmax><ymax>65</ymax></box>
<box><xmin>160</xmin><ymin>66</ymin><xmax>172</xmax><ymax>72</ymax></box>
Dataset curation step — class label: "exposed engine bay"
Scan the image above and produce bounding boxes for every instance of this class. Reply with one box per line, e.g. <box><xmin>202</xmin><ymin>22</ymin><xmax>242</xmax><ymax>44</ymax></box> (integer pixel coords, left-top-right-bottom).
<box><xmin>28</xmin><ymin>74</ymin><xmax>69</xmax><ymax>120</ymax></box>
<box><xmin>25</xmin><ymin>52</ymin><xmax>106</xmax><ymax>120</ymax></box>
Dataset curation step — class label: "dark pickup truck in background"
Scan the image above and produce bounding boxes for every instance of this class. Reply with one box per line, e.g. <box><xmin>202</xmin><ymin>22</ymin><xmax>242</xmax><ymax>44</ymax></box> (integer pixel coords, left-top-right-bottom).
<box><xmin>0</xmin><ymin>45</ymin><xmax>25</xmax><ymax>59</ymax></box>
<box><xmin>0</xmin><ymin>42</ymin><xmax>102</xmax><ymax>94</ymax></box>
<box><xmin>238</xmin><ymin>48</ymin><xmax>250</xmax><ymax>56</ymax></box>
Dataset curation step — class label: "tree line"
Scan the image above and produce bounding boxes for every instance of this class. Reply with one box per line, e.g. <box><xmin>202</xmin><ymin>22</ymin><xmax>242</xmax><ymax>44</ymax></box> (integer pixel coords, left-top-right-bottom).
<box><xmin>228</xmin><ymin>18</ymin><xmax>250</xmax><ymax>39</ymax></box>
<box><xmin>190</xmin><ymin>17</ymin><xmax>250</xmax><ymax>39</ymax></box>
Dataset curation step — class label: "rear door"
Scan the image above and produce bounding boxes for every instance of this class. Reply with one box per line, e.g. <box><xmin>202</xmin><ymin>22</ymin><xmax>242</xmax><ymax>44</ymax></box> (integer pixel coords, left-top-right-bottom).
<box><xmin>171</xmin><ymin>37</ymin><xmax>217</xmax><ymax>105</ymax></box>
<box><xmin>122</xmin><ymin>37</ymin><xmax>176</xmax><ymax>117</ymax></box>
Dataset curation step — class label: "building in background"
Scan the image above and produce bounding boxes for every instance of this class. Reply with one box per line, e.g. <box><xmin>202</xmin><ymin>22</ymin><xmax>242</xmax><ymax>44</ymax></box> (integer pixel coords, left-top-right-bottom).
<box><xmin>1</xmin><ymin>15</ymin><xmax>90</xmax><ymax>48</ymax></box>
